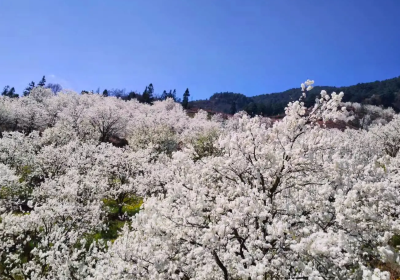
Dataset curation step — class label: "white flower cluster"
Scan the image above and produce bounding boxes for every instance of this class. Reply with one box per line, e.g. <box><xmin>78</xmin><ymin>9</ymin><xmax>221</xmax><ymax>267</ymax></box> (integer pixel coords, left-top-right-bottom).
<box><xmin>0</xmin><ymin>83</ymin><xmax>399</xmax><ymax>279</ymax></box>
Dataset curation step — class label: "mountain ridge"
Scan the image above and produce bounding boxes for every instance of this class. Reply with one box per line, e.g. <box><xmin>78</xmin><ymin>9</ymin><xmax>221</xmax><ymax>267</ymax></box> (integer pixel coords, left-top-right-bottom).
<box><xmin>189</xmin><ymin>76</ymin><xmax>400</xmax><ymax>116</ymax></box>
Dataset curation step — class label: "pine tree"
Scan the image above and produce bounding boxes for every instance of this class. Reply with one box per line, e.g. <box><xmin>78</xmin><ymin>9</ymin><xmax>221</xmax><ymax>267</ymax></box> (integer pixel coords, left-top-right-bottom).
<box><xmin>161</xmin><ymin>90</ymin><xmax>168</xmax><ymax>100</ymax></box>
<box><xmin>148</xmin><ymin>83</ymin><xmax>154</xmax><ymax>101</ymax></box>
<box><xmin>142</xmin><ymin>83</ymin><xmax>154</xmax><ymax>104</ymax></box>
<box><xmin>182</xmin><ymin>88</ymin><xmax>190</xmax><ymax>109</ymax></box>
<box><xmin>1</xmin><ymin>86</ymin><xmax>18</xmax><ymax>98</ymax></box>
<box><xmin>102</xmin><ymin>89</ymin><xmax>109</xmax><ymax>97</ymax></box>
<box><xmin>1</xmin><ymin>85</ymin><xmax>10</xmax><ymax>96</ymax></box>
<box><xmin>24</xmin><ymin>81</ymin><xmax>35</xmax><ymax>96</ymax></box>
<box><xmin>160</xmin><ymin>89</ymin><xmax>181</xmax><ymax>102</ymax></box>
<box><xmin>8</xmin><ymin>87</ymin><xmax>17</xmax><ymax>98</ymax></box>
<box><xmin>38</xmin><ymin>76</ymin><xmax>46</xmax><ymax>87</ymax></box>
<box><xmin>142</xmin><ymin>86</ymin><xmax>149</xmax><ymax>103</ymax></box>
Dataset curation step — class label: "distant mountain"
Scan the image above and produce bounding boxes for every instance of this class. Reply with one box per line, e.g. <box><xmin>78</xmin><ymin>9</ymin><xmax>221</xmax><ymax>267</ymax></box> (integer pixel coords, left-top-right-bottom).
<box><xmin>189</xmin><ymin>76</ymin><xmax>400</xmax><ymax>117</ymax></box>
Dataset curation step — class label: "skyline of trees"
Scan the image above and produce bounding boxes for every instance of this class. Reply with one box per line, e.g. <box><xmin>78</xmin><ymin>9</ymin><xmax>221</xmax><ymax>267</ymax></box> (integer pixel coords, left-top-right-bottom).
<box><xmin>4</xmin><ymin>75</ymin><xmax>400</xmax><ymax>118</ymax></box>
<box><xmin>3</xmin><ymin>76</ymin><xmax>193</xmax><ymax>108</ymax></box>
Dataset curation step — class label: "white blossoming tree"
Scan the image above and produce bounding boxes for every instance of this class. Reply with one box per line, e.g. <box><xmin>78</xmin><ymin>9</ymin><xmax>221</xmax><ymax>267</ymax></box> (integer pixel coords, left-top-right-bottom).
<box><xmin>0</xmin><ymin>81</ymin><xmax>399</xmax><ymax>280</ymax></box>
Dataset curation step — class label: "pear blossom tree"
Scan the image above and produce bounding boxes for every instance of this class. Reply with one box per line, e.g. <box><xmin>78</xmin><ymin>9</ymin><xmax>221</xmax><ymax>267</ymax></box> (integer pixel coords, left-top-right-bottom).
<box><xmin>0</xmin><ymin>81</ymin><xmax>399</xmax><ymax>280</ymax></box>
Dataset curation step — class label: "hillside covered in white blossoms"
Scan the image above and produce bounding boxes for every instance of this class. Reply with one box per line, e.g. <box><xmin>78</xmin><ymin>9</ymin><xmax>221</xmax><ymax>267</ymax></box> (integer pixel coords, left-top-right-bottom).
<box><xmin>1</xmin><ymin>81</ymin><xmax>400</xmax><ymax>280</ymax></box>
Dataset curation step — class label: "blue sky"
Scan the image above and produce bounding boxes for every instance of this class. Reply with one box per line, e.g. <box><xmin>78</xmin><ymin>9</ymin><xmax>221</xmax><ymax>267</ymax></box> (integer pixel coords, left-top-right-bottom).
<box><xmin>1</xmin><ymin>0</ymin><xmax>400</xmax><ymax>100</ymax></box>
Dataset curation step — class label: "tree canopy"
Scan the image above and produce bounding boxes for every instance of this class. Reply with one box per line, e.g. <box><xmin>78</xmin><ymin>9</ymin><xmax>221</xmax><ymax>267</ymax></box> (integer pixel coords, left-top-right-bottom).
<box><xmin>1</xmin><ymin>81</ymin><xmax>400</xmax><ymax>279</ymax></box>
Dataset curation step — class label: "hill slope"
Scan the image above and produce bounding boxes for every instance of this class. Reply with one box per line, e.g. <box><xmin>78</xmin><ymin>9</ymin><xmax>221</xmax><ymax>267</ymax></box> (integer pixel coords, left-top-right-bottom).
<box><xmin>189</xmin><ymin>76</ymin><xmax>400</xmax><ymax>116</ymax></box>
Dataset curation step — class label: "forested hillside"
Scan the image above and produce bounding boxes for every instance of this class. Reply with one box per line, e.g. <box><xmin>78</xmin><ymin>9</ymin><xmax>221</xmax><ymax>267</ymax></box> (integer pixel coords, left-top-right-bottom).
<box><xmin>190</xmin><ymin>76</ymin><xmax>400</xmax><ymax>116</ymax></box>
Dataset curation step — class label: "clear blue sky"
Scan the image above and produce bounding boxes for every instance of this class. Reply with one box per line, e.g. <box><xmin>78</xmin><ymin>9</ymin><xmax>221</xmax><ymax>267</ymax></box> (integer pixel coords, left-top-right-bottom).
<box><xmin>1</xmin><ymin>0</ymin><xmax>400</xmax><ymax>100</ymax></box>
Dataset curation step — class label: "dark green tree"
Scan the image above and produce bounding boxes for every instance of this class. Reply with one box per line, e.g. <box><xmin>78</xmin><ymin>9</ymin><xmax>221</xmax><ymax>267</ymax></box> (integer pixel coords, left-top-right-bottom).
<box><xmin>244</xmin><ymin>102</ymin><xmax>258</xmax><ymax>117</ymax></box>
<box><xmin>142</xmin><ymin>86</ymin><xmax>149</xmax><ymax>102</ymax></box>
<box><xmin>1</xmin><ymin>86</ymin><xmax>18</xmax><ymax>98</ymax></box>
<box><xmin>2</xmin><ymin>85</ymin><xmax>10</xmax><ymax>96</ymax></box>
<box><xmin>160</xmin><ymin>89</ymin><xmax>181</xmax><ymax>102</ymax></box>
<box><xmin>38</xmin><ymin>76</ymin><xmax>46</xmax><ymax>87</ymax></box>
<box><xmin>121</xmin><ymin>91</ymin><xmax>138</xmax><ymax>101</ymax></box>
<box><xmin>182</xmin><ymin>88</ymin><xmax>190</xmax><ymax>109</ymax></box>
<box><xmin>23</xmin><ymin>81</ymin><xmax>35</xmax><ymax>96</ymax></box>
<box><xmin>8</xmin><ymin>87</ymin><xmax>16</xmax><ymax>97</ymax></box>
<box><xmin>142</xmin><ymin>83</ymin><xmax>154</xmax><ymax>104</ymax></box>
<box><xmin>256</xmin><ymin>103</ymin><xmax>267</xmax><ymax>116</ymax></box>
<box><xmin>102</xmin><ymin>89</ymin><xmax>109</xmax><ymax>97</ymax></box>
<box><xmin>229</xmin><ymin>101</ymin><xmax>237</xmax><ymax>115</ymax></box>
<box><xmin>161</xmin><ymin>90</ymin><xmax>168</xmax><ymax>100</ymax></box>
<box><xmin>381</xmin><ymin>91</ymin><xmax>395</xmax><ymax>107</ymax></box>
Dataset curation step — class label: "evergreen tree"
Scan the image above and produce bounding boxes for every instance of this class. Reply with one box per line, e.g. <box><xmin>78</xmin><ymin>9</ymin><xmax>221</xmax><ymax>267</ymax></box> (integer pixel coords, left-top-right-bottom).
<box><xmin>1</xmin><ymin>86</ymin><xmax>18</xmax><ymax>98</ymax></box>
<box><xmin>102</xmin><ymin>89</ymin><xmax>109</xmax><ymax>97</ymax></box>
<box><xmin>127</xmin><ymin>91</ymin><xmax>137</xmax><ymax>100</ymax></box>
<box><xmin>256</xmin><ymin>103</ymin><xmax>267</xmax><ymax>116</ymax></box>
<box><xmin>244</xmin><ymin>102</ymin><xmax>258</xmax><ymax>117</ymax></box>
<box><xmin>23</xmin><ymin>81</ymin><xmax>35</xmax><ymax>96</ymax></box>
<box><xmin>142</xmin><ymin>86</ymin><xmax>149</xmax><ymax>103</ymax></box>
<box><xmin>8</xmin><ymin>87</ymin><xmax>16</xmax><ymax>97</ymax></box>
<box><xmin>148</xmin><ymin>83</ymin><xmax>154</xmax><ymax>101</ymax></box>
<box><xmin>160</xmin><ymin>89</ymin><xmax>181</xmax><ymax>102</ymax></box>
<box><xmin>38</xmin><ymin>76</ymin><xmax>46</xmax><ymax>87</ymax></box>
<box><xmin>161</xmin><ymin>90</ymin><xmax>168</xmax><ymax>100</ymax></box>
<box><xmin>1</xmin><ymin>85</ymin><xmax>10</xmax><ymax>96</ymax></box>
<box><xmin>142</xmin><ymin>83</ymin><xmax>154</xmax><ymax>104</ymax></box>
<box><xmin>182</xmin><ymin>88</ymin><xmax>190</xmax><ymax>109</ymax></box>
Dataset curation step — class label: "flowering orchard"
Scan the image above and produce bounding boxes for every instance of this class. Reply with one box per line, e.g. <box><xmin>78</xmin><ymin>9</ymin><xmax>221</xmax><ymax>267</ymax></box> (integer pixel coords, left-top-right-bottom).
<box><xmin>1</xmin><ymin>82</ymin><xmax>400</xmax><ymax>280</ymax></box>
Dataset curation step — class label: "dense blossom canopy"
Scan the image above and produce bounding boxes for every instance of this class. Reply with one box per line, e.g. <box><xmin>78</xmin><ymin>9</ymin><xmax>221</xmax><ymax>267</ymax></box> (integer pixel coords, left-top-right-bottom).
<box><xmin>0</xmin><ymin>84</ymin><xmax>400</xmax><ymax>280</ymax></box>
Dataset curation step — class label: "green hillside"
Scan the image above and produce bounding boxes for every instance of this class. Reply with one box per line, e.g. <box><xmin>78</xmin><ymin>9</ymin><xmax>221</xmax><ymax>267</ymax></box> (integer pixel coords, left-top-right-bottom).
<box><xmin>189</xmin><ymin>76</ymin><xmax>400</xmax><ymax>116</ymax></box>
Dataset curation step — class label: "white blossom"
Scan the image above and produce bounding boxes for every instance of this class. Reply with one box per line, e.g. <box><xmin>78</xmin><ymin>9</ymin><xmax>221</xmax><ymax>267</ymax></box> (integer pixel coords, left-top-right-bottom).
<box><xmin>0</xmin><ymin>82</ymin><xmax>399</xmax><ymax>279</ymax></box>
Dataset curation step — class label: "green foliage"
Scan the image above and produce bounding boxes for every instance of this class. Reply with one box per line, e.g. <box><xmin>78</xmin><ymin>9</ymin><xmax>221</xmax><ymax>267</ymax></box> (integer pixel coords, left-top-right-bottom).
<box><xmin>229</xmin><ymin>101</ymin><xmax>236</xmax><ymax>115</ymax></box>
<box><xmin>102</xmin><ymin>196</ymin><xmax>142</xmax><ymax>217</ymax></box>
<box><xmin>142</xmin><ymin>83</ymin><xmax>154</xmax><ymax>104</ymax></box>
<box><xmin>1</xmin><ymin>85</ymin><xmax>19</xmax><ymax>98</ymax></box>
<box><xmin>84</xmin><ymin>220</ymin><xmax>127</xmax><ymax>247</ymax></box>
<box><xmin>160</xmin><ymin>89</ymin><xmax>181</xmax><ymax>103</ymax></box>
<box><xmin>182</xmin><ymin>88</ymin><xmax>190</xmax><ymax>109</ymax></box>
<box><xmin>18</xmin><ymin>165</ymin><xmax>33</xmax><ymax>182</ymax></box>
<box><xmin>191</xmin><ymin>130</ymin><xmax>221</xmax><ymax>162</ymax></box>
<box><xmin>189</xmin><ymin>76</ymin><xmax>400</xmax><ymax>116</ymax></box>
<box><xmin>390</xmin><ymin>235</ymin><xmax>400</xmax><ymax>248</ymax></box>
<box><xmin>0</xmin><ymin>166</ymin><xmax>33</xmax><ymax>209</ymax></box>
<box><xmin>23</xmin><ymin>81</ymin><xmax>35</xmax><ymax>96</ymax></box>
<box><xmin>79</xmin><ymin>196</ymin><xmax>143</xmax><ymax>247</ymax></box>
<box><xmin>37</xmin><ymin>75</ymin><xmax>46</xmax><ymax>87</ymax></box>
